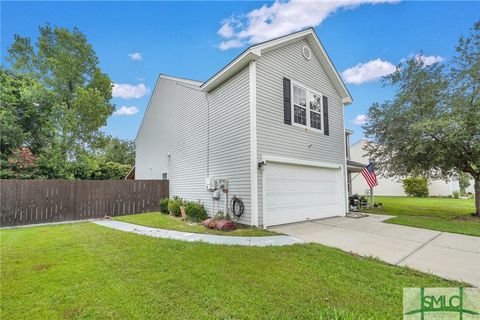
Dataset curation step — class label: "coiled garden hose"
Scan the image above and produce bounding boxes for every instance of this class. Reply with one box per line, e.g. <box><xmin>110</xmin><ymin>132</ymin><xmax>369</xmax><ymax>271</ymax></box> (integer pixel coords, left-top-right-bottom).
<box><xmin>229</xmin><ymin>196</ymin><xmax>244</xmax><ymax>223</ymax></box>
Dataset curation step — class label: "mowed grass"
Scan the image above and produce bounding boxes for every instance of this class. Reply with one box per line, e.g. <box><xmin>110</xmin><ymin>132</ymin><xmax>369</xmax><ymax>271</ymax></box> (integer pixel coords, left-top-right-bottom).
<box><xmin>0</xmin><ymin>223</ymin><xmax>462</xmax><ymax>320</ymax></box>
<box><xmin>364</xmin><ymin>196</ymin><xmax>479</xmax><ymax>237</ymax></box>
<box><xmin>114</xmin><ymin>212</ymin><xmax>278</xmax><ymax>237</ymax></box>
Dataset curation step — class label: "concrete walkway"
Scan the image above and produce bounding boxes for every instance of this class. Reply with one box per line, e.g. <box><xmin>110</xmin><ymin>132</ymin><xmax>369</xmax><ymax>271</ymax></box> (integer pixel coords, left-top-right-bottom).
<box><xmin>93</xmin><ymin>220</ymin><xmax>302</xmax><ymax>246</ymax></box>
<box><xmin>272</xmin><ymin>215</ymin><xmax>480</xmax><ymax>286</ymax></box>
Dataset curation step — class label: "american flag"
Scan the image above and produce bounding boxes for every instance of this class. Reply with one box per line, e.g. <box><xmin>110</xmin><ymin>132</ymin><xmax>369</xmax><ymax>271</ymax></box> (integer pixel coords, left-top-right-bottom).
<box><xmin>361</xmin><ymin>162</ymin><xmax>378</xmax><ymax>188</ymax></box>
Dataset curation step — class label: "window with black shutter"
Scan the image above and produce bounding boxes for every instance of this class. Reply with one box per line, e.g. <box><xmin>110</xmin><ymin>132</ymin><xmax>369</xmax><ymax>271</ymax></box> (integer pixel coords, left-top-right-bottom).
<box><xmin>288</xmin><ymin>81</ymin><xmax>328</xmax><ymax>134</ymax></box>
<box><xmin>283</xmin><ymin>78</ymin><xmax>291</xmax><ymax>125</ymax></box>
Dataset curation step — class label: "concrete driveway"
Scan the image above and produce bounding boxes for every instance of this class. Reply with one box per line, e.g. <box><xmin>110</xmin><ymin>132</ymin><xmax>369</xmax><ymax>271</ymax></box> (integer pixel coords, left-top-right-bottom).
<box><xmin>272</xmin><ymin>214</ymin><xmax>480</xmax><ymax>286</ymax></box>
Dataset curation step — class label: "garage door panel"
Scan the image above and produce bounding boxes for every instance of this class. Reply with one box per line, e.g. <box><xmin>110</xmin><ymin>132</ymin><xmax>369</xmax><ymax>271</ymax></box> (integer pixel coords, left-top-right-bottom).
<box><xmin>265</xmin><ymin>188</ymin><xmax>338</xmax><ymax>197</ymax></box>
<box><xmin>265</xmin><ymin>192</ymin><xmax>339</xmax><ymax>204</ymax></box>
<box><xmin>266</xmin><ymin>184</ymin><xmax>339</xmax><ymax>193</ymax></box>
<box><xmin>264</xmin><ymin>161</ymin><xmax>343</xmax><ymax>227</ymax></box>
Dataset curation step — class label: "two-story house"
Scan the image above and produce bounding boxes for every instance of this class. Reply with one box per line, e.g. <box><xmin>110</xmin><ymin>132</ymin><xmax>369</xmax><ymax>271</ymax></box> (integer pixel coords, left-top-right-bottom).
<box><xmin>135</xmin><ymin>28</ymin><xmax>353</xmax><ymax>228</ymax></box>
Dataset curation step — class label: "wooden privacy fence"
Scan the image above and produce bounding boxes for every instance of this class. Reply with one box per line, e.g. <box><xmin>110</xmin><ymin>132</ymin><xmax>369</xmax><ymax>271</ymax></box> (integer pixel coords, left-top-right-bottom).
<box><xmin>0</xmin><ymin>179</ymin><xmax>169</xmax><ymax>227</ymax></box>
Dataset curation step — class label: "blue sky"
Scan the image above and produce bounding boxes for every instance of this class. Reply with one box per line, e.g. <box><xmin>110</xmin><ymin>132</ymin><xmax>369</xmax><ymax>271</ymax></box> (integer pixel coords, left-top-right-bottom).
<box><xmin>2</xmin><ymin>1</ymin><xmax>479</xmax><ymax>144</ymax></box>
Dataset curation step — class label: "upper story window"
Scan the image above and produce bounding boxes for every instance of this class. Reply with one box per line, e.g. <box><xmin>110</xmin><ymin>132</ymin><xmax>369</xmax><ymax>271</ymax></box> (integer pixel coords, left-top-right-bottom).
<box><xmin>293</xmin><ymin>86</ymin><xmax>307</xmax><ymax>125</ymax></box>
<box><xmin>292</xmin><ymin>83</ymin><xmax>323</xmax><ymax>131</ymax></box>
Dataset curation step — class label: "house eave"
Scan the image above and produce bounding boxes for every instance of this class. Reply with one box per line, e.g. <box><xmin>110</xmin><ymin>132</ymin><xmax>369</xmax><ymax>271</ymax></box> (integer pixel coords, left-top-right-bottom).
<box><xmin>201</xmin><ymin>51</ymin><xmax>261</xmax><ymax>93</ymax></box>
<box><xmin>347</xmin><ymin>160</ymin><xmax>366</xmax><ymax>172</ymax></box>
<box><xmin>342</xmin><ymin>97</ymin><xmax>353</xmax><ymax>105</ymax></box>
<box><xmin>159</xmin><ymin>74</ymin><xmax>203</xmax><ymax>86</ymax></box>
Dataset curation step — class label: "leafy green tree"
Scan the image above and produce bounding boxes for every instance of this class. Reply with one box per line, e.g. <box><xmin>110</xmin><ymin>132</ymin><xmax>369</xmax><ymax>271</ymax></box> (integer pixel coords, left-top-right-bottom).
<box><xmin>0</xmin><ymin>69</ymin><xmax>53</xmax><ymax>158</ymax></box>
<box><xmin>103</xmin><ymin>138</ymin><xmax>135</xmax><ymax>165</ymax></box>
<box><xmin>5</xmin><ymin>24</ymin><xmax>115</xmax><ymax>175</ymax></box>
<box><xmin>363</xmin><ymin>21</ymin><xmax>480</xmax><ymax>215</ymax></box>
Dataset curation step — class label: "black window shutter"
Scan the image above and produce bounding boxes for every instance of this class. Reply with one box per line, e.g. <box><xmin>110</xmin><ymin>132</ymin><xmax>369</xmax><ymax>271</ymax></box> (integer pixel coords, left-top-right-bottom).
<box><xmin>283</xmin><ymin>78</ymin><xmax>291</xmax><ymax>125</ymax></box>
<box><xmin>323</xmin><ymin>96</ymin><xmax>329</xmax><ymax>136</ymax></box>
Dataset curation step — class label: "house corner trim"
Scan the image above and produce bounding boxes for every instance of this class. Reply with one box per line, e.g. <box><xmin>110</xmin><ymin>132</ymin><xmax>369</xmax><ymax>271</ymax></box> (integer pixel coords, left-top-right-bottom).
<box><xmin>249</xmin><ymin>60</ymin><xmax>259</xmax><ymax>226</ymax></box>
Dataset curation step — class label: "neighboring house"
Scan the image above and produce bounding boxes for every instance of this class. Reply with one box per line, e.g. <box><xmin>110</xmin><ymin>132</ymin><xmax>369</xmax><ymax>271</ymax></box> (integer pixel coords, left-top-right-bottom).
<box><xmin>344</xmin><ymin>129</ymin><xmax>369</xmax><ymax>197</ymax></box>
<box><xmin>136</xmin><ymin>28</ymin><xmax>353</xmax><ymax>227</ymax></box>
<box><xmin>349</xmin><ymin>139</ymin><xmax>460</xmax><ymax>197</ymax></box>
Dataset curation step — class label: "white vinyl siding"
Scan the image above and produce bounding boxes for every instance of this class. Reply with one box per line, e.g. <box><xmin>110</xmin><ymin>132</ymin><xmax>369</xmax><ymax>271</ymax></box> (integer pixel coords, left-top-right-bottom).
<box><xmin>256</xmin><ymin>39</ymin><xmax>348</xmax><ymax>226</ymax></box>
<box><xmin>207</xmin><ymin>67</ymin><xmax>252</xmax><ymax>224</ymax></box>
<box><xmin>135</xmin><ymin>70</ymin><xmax>251</xmax><ymax>224</ymax></box>
<box><xmin>136</xmin><ymin>77</ymin><xmax>210</xmax><ymax>209</ymax></box>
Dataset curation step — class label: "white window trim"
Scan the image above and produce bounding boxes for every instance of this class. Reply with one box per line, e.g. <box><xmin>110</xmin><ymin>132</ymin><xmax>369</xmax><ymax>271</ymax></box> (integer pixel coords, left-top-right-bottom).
<box><xmin>291</xmin><ymin>81</ymin><xmax>324</xmax><ymax>133</ymax></box>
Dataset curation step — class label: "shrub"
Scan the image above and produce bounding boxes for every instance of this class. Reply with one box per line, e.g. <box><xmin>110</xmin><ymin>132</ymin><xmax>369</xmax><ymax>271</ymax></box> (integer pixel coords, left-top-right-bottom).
<box><xmin>184</xmin><ymin>201</ymin><xmax>207</xmax><ymax>222</ymax></box>
<box><xmin>402</xmin><ymin>177</ymin><xmax>429</xmax><ymax>197</ymax></box>
<box><xmin>159</xmin><ymin>198</ymin><xmax>169</xmax><ymax>214</ymax></box>
<box><xmin>168</xmin><ymin>196</ymin><xmax>183</xmax><ymax>216</ymax></box>
<box><xmin>452</xmin><ymin>191</ymin><xmax>460</xmax><ymax>199</ymax></box>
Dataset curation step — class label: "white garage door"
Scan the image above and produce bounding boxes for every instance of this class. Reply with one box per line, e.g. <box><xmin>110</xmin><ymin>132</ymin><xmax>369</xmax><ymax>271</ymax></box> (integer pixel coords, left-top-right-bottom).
<box><xmin>263</xmin><ymin>161</ymin><xmax>344</xmax><ymax>227</ymax></box>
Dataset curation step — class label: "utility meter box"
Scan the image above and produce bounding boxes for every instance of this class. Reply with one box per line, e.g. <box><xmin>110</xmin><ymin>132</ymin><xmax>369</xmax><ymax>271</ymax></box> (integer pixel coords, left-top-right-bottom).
<box><xmin>205</xmin><ymin>176</ymin><xmax>214</xmax><ymax>191</ymax></box>
<box><xmin>205</xmin><ymin>177</ymin><xmax>228</xmax><ymax>191</ymax></box>
<box><xmin>214</xmin><ymin>178</ymin><xmax>228</xmax><ymax>190</ymax></box>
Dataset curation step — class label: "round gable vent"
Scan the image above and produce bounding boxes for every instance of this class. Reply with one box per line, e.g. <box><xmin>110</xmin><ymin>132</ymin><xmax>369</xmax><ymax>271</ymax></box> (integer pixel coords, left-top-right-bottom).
<box><xmin>302</xmin><ymin>45</ymin><xmax>312</xmax><ymax>60</ymax></box>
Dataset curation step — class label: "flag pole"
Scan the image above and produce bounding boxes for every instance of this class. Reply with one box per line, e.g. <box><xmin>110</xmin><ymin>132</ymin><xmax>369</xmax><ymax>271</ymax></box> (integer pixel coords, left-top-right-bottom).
<box><xmin>370</xmin><ymin>187</ymin><xmax>374</xmax><ymax>206</ymax></box>
<box><xmin>369</xmin><ymin>159</ymin><xmax>375</xmax><ymax>206</ymax></box>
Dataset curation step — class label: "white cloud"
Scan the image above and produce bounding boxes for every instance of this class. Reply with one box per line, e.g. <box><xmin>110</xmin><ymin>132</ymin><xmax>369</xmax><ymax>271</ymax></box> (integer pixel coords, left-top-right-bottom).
<box><xmin>112</xmin><ymin>83</ymin><xmax>148</xmax><ymax>99</ymax></box>
<box><xmin>218</xmin><ymin>39</ymin><xmax>245</xmax><ymax>51</ymax></box>
<box><xmin>341</xmin><ymin>59</ymin><xmax>397</xmax><ymax>84</ymax></box>
<box><xmin>342</xmin><ymin>53</ymin><xmax>445</xmax><ymax>85</ymax></box>
<box><xmin>216</xmin><ymin>0</ymin><xmax>398</xmax><ymax>49</ymax></box>
<box><xmin>218</xmin><ymin>21</ymin><xmax>235</xmax><ymax>38</ymax></box>
<box><xmin>113</xmin><ymin>106</ymin><xmax>139</xmax><ymax>116</ymax></box>
<box><xmin>414</xmin><ymin>54</ymin><xmax>445</xmax><ymax>66</ymax></box>
<box><xmin>353</xmin><ymin>114</ymin><xmax>368</xmax><ymax>125</ymax></box>
<box><xmin>128</xmin><ymin>52</ymin><xmax>143</xmax><ymax>61</ymax></box>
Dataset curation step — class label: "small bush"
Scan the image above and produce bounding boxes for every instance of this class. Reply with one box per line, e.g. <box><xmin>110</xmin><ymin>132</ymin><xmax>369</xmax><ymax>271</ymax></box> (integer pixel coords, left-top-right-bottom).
<box><xmin>184</xmin><ymin>201</ymin><xmax>207</xmax><ymax>222</ymax></box>
<box><xmin>168</xmin><ymin>196</ymin><xmax>183</xmax><ymax>216</ymax></box>
<box><xmin>452</xmin><ymin>191</ymin><xmax>460</xmax><ymax>199</ymax></box>
<box><xmin>402</xmin><ymin>177</ymin><xmax>429</xmax><ymax>197</ymax></box>
<box><xmin>159</xmin><ymin>198</ymin><xmax>169</xmax><ymax>214</ymax></box>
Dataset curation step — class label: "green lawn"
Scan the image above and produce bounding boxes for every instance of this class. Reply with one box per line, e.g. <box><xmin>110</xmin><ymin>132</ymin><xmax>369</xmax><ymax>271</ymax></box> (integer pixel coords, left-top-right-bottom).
<box><xmin>363</xmin><ymin>196</ymin><xmax>479</xmax><ymax>237</ymax></box>
<box><xmin>113</xmin><ymin>212</ymin><xmax>278</xmax><ymax>237</ymax></box>
<box><xmin>0</xmin><ymin>222</ymin><xmax>463</xmax><ymax>320</ymax></box>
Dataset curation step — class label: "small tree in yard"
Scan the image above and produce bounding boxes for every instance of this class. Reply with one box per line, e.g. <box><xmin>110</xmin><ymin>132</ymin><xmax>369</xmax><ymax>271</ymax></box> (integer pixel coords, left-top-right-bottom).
<box><xmin>363</xmin><ymin>21</ymin><xmax>480</xmax><ymax>216</ymax></box>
